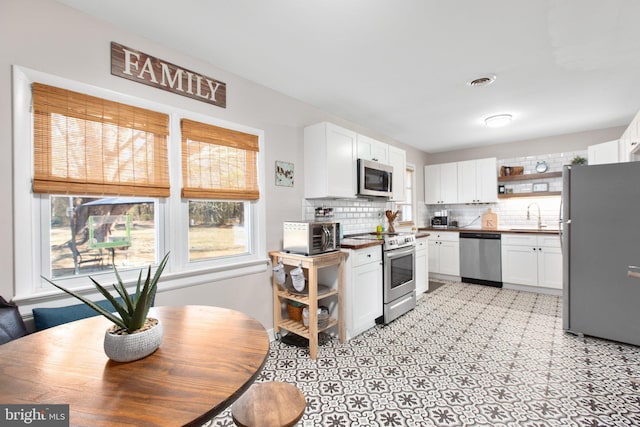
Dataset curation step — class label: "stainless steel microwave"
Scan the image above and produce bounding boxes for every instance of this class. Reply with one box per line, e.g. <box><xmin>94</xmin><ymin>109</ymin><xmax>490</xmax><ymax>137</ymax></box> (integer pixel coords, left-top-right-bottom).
<box><xmin>357</xmin><ymin>158</ymin><xmax>393</xmax><ymax>198</ymax></box>
<box><xmin>283</xmin><ymin>221</ymin><xmax>340</xmax><ymax>256</ymax></box>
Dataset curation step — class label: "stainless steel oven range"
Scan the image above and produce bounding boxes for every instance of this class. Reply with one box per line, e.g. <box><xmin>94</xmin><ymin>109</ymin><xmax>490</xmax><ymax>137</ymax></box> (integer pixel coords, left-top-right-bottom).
<box><xmin>377</xmin><ymin>233</ymin><xmax>416</xmax><ymax>324</ymax></box>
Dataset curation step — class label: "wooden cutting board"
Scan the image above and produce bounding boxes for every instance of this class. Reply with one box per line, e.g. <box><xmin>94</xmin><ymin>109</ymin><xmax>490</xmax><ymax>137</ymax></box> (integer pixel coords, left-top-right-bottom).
<box><xmin>482</xmin><ymin>208</ymin><xmax>498</xmax><ymax>230</ymax></box>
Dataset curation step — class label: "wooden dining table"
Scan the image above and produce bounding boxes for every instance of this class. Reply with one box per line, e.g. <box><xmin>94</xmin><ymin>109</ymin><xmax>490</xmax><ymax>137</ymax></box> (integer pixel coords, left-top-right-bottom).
<box><xmin>0</xmin><ymin>305</ymin><xmax>270</xmax><ymax>426</ymax></box>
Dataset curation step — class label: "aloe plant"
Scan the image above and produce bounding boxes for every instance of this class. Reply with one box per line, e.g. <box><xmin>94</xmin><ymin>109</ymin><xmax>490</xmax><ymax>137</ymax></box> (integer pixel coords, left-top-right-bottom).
<box><xmin>42</xmin><ymin>253</ymin><xmax>169</xmax><ymax>333</ymax></box>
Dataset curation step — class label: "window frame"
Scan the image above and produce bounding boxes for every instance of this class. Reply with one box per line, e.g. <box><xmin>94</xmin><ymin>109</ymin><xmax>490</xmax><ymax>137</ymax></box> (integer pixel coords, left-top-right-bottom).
<box><xmin>397</xmin><ymin>163</ymin><xmax>416</xmax><ymax>227</ymax></box>
<box><xmin>12</xmin><ymin>66</ymin><xmax>267</xmax><ymax>304</ymax></box>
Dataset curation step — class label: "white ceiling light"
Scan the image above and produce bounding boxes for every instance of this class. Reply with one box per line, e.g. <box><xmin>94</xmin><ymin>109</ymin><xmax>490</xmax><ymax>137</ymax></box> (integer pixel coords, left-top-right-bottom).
<box><xmin>485</xmin><ymin>114</ymin><xmax>513</xmax><ymax>128</ymax></box>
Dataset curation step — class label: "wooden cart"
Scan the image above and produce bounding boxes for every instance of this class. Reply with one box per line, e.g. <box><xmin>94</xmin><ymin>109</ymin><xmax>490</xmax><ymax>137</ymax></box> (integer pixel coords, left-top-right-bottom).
<box><xmin>269</xmin><ymin>250</ymin><xmax>345</xmax><ymax>359</ymax></box>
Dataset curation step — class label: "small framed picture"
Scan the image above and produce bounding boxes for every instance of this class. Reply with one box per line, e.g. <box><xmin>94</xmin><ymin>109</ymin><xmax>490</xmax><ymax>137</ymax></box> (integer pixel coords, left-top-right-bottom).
<box><xmin>275</xmin><ymin>161</ymin><xmax>294</xmax><ymax>187</ymax></box>
<box><xmin>532</xmin><ymin>182</ymin><xmax>549</xmax><ymax>192</ymax></box>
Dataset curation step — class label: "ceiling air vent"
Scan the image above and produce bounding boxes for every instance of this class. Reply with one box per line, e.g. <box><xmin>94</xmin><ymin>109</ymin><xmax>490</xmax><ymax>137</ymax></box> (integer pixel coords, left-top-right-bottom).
<box><xmin>467</xmin><ymin>75</ymin><xmax>496</xmax><ymax>87</ymax></box>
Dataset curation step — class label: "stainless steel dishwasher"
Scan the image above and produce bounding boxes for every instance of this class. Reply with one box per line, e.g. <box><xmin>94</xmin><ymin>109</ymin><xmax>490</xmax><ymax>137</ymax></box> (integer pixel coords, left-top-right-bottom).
<box><xmin>459</xmin><ymin>232</ymin><xmax>502</xmax><ymax>287</ymax></box>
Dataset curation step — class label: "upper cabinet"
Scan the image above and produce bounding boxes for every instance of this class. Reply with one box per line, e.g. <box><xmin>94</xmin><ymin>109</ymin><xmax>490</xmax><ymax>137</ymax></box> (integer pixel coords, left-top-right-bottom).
<box><xmin>587</xmin><ymin>140</ymin><xmax>621</xmax><ymax>165</ymax></box>
<box><xmin>457</xmin><ymin>158</ymin><xmax>497</xmax><ymax>203</ymax></box>
<box><xmin>424</xmin><ymin>162</ymin><xmax>458</xmax><ymax>204</ymax></box>
<box><xmin>304</xmin><ymin>122</ymin><xmax>406</xmax><ymax>200</ymax></box>
<box><xmin>620</xmin><ymin>110</ymin><xmax>640</xmax><ymax>162</ymax></box>
<box><xmin>357</xmin><ymin>134</ymin><xmax>388</xmax><ymax>164</ymax></box>
<box><xmin>388</xmin><ymin>145</ymin><xmax>406</xmax><ymax>202</ymax></box>
<box><xmin>304</xmin><ymin>122</ymin><xmax>357</xmax><ymax>199</ymax></box>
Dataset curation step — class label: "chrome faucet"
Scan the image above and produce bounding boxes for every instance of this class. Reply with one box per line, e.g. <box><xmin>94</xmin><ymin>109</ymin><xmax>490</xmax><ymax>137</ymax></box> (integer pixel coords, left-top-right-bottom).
<box><xmin>527</xmin><ymin>202</ymin><xmax>543</xmax><ymax>229</ymax></box>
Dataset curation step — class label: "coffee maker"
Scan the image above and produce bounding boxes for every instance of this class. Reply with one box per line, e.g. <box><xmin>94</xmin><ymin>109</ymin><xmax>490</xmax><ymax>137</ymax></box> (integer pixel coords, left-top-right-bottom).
<box><xmin>431</xmin><ymin>210</ymin><xmax>448</xmax><ymax>228</ymax></box>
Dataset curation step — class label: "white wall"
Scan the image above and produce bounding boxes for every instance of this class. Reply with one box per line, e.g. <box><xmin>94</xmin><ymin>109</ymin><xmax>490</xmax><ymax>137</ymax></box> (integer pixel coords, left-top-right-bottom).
<box><xmin>0</xmin><ymin>0</ymin><xmax>414</xmax><ymax>329</ymax></box>
<box><xmin>426</xmin><ymin>126</ymin><xmax>625</xmax><ymax>164</ymax></box>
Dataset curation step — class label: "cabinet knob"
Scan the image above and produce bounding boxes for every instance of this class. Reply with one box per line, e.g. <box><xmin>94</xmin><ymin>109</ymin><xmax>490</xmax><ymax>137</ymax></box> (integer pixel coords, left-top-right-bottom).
<box><xmin>367</xmin><ymin>254</ymin><xmax>371</xmax><ymax>258</ymax></box>
<box><xmin>539</xmin><ymin>248</ymin><xmax>542</xmax><ymax>251</ymax></box>
<box><xmin>533</xmin><ymin>248</ymin><xmax>537</xmax><ymax>251</ymax></box>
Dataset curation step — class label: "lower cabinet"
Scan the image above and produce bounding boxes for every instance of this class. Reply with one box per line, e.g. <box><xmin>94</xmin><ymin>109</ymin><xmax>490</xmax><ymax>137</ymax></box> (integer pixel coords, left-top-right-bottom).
<box><xmin>415</xmin><ymin>237</ymin><xmax>429</xmax><ymax>295</ymax></box>
<box><xmin>501</xmin><ymin>234</ymin><xmax>562</xmax><ymax>290</ymax></box>
<box><xmin>428</xmin><ymin>231</ymin><xmax>460</xmax><ymax>276</ymax></box>
<box><xmin>345</xmin><ymin>246</ymin><xmax>383</xmax><ymax>340</ymax></box>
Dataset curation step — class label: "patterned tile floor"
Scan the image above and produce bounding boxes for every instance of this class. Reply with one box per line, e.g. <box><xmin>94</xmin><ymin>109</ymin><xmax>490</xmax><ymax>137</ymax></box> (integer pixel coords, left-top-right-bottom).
<box><xmin>208</xmin><ymin>281</ymin><xmax>640</xmax><ymax>426</ymax></box>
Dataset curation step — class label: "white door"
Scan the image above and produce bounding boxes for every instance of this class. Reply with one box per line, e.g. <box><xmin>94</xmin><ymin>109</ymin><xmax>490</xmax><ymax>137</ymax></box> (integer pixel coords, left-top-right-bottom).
<box><xmin>351</xmin><ymin>261</ymin><xmax>383</xmax><ymax>336</ymax></box>
<box><xmin>415</xmin><ymin>239</ymin><xmax>428</xmax><ymax>294</ymax></box>
<box><xmin>475</xmin><ymin>157</ymin><xmax>497</xmax><ymax>203</ymax></box>
<box><xmin>537</xmin><ymin>246</ymin><xmax>563</xmax><ymax>289</ymax></box>
<box><xmin>457</xmin><ymin>160</ymin><xmax>477</xmax><ymax>204</ymax></box>
<box><xmin>428</xmin><ymin>240</ymin><xmax>439</xmax><ymax>273</ymax></box>
<box><xmin>424</xmin><ymin>165</ymin><xmax>441</xmax><ymax>204</ymax></box>
<box><xmin>438</xmin><ymin>241</ymin><xmax>460</xmax><ymax>276</ymax></box>
<box><xmin>501</xmin><ymin>245</ymin><xmax>538</xmax><ymax>286</ymax></box>
<box><xmin>326</xmin><ymin>124</ymin><xmax>357</xmax><ymax>198</ymax></box>
<box><xmin>357</xmin><ymin>134</ymin><xmax>388</xmax><ymax>163</ymax></box>
<box><xmin>440</xmin><ymin>162</ymin><xmax>458</xmax><ymax>204</ymax></box>
<box><xmin>588</xmin><ymin>140</ymin><xmax>619</xmax><ymax>165</ymax></box>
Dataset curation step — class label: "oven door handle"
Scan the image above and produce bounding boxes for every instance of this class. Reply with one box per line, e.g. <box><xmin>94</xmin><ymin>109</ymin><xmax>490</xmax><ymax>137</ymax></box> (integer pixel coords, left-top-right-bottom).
<box><xmin>385</xmin><ymin>245</ymin><xmax>415</xmax><ymax>259</ymax></box>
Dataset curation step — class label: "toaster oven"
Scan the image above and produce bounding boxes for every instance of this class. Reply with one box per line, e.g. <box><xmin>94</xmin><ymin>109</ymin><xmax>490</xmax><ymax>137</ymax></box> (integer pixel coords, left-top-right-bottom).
<box><xmin>283</xmin><ymin>221</ymin><xmax>340</xmax><ymax>256</ymax></box>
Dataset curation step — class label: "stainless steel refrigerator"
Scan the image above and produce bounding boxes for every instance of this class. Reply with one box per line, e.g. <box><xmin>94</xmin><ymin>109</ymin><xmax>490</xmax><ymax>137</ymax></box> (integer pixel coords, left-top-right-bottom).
<box><xmin>562</xmin><ymin>161</ymin><xmax>640</xmax><ymax>346</ymax></box>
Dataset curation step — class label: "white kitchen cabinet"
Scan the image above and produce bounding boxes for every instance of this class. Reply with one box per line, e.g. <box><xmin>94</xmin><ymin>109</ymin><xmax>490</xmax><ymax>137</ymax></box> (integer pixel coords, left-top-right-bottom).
<box><xmin>537</xmin><ymin>244</ymin><xmax>562</xmax><ymax>288</ymax></box>
<box><xmin>344</xmin><ymin>246</ymin><xmax>383</xmax><ymax>340</ymax></box>
<box><xmin>457</xmin><ymin>158</ymin><xmax>497</xmax><ymax>203</ymax></box>
<box><xmin>304</xmin><ymin>122</ymin><xmax>357</xmax><ymax>199</ymax></box>
<box><xmin>388</xmin><ymin>145</ymin><xmax>406</xmax><ymax>202</ymax></box>
<box><xmin>415</xmin><ymin>237</ymin><xmax>429</xmax><ymax>295</ymax></box>
<box><xmin>424</xmin><ymin>162</ymin><xmax>458</xmax><ymax>204</ymax></box>
<box><xmin>501</xmin><ymin>234</ymin><xmax>562</xmax><ymax>290</ymax></box>
<box><xmin>587</xmin><ymin>140</ymin><xmax>621</xmax><ymax>165</ymax></box>
<box><xmin>427</xmin><ymin>231</ymin><xmax>459</xmax><ymax>276</ymax></box>
<box><xmin>357</xmin><ymin>134</ymin><xmax>388</xmax><ymax>164</ymax></box>
<box><xmin>620</xmin><ymin>110</ymin><xmax>640</xmax><ymax>162</ymax></box>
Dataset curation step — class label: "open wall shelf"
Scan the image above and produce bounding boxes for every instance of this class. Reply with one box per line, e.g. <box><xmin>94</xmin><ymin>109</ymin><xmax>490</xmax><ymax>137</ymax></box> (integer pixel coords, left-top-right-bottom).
<box><xmin>498</xmin><ymin>171</ymin><xmax>562</xmax><ymax>182</ymax></box>
<box><xmin>498</xmin><ymin>171</ymin><xmax>562</xmax><ymax>198</ymax></box>
<box><xmin>498</xmin><ymin>191</ymin><xmax>561</xmax><ymax>199</ymax></box>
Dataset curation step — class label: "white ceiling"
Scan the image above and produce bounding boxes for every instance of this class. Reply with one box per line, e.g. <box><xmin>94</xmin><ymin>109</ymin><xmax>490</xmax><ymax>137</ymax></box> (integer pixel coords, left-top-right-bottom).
<box><xmin>55</xmin><ymin>0</ymin><xmax>640</xmax><ymax>153</ymax></box>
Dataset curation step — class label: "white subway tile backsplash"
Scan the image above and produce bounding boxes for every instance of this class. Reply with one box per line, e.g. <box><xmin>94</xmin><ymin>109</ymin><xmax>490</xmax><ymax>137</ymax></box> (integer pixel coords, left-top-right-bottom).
<box><xmin>304</xmin><ymin>150</ymin><xmax>582</xmax><ymax>235</ymax></box>
<box><xmin>426</xmin><ymin>150</ymin><xmax>582</xmax><ymax>230</ymax></box>
<box><xmin>305</xmin><ymin>198</ymin><xmax>392</xmax><ymax>234</ymax></box>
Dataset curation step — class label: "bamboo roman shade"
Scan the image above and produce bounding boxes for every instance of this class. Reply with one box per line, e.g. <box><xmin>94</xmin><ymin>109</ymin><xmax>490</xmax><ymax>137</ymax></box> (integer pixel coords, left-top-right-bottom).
<box><xmin>181</xmin><ymin>119</ymin><xmax>259</xmax><ymax>200</ymax></box>
<box><xmin>32</xmin><ymin>83</ymin><xmax>170</xmax><ymax>197</ymax></box>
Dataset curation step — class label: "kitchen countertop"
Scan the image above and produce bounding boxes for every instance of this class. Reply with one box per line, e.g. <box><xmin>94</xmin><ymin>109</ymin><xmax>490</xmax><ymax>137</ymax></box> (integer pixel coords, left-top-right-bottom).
<box><xmin>340</xmin><ymin>230</ymin><xmax>432</xmax><ymax>250</ymax></box>
<box><xmin>341</xmin><ymin>226</ymin><xmax>559</xmax><ymax>250</ymax></box>
<box><xmin>418</xmin><ymin>227</ymin><xmax>560</xmax><ymax>235</ymax></box>
<box><xmin>340</xmin><ymin>238</ymin><xmax>384</xmax><ymax>250</ymax></box>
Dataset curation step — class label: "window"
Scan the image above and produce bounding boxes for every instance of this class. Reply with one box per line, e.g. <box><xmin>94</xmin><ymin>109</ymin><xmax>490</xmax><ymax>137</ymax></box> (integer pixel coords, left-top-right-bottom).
<box><xmin>397</xmin><ymin>165</ymin><xmax>415</xmax><ymax>225</ymax></box>
<box><xmin>188</xmin><ymin>201</ymin><xmax>248</xmax><ymax>261</ymax></box>
<box><xmin>32</xmin><ymin>83</ymin><xmax>168</xmax><ymax>279</ymax></box>
<box><xmin>49</xmin><ymin>196</ymin><xmax>156</xmax><ymax>278</ymax></box>
<box><xmin>13</xmin><ymin>66</ymin><xmax>266</xmax><ymax>299</ymax></box>
<box><xmin>32</xmin><ymin>83</ymin><xmax>170</xmax><ymax>197</ymax></box>
<box><xmin>181</xmin><ymin>119</ymin><xmax>259</xmax><ymax>262</ymax></box>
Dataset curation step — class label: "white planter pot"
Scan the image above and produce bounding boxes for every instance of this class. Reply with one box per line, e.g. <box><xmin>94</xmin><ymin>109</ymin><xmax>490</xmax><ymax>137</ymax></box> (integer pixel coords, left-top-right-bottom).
<box><xmin>103</xmin><ymin>318</ymin><xmax>163</xmax><ymax>362</ymax></box>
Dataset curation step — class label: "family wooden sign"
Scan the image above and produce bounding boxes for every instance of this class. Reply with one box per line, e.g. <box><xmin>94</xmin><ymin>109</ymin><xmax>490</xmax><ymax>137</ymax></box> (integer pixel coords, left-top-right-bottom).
<box><xmin>111</xmin><ymin>42</ymin><xmax>226</xmax><ymax>108</ymax></box>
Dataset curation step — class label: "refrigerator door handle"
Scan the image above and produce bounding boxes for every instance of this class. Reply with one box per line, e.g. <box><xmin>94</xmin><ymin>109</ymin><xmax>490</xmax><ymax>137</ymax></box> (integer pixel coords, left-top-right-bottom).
<box><xmin>628</xmin><ymin>267</ymin><xmax>640</xmax><ymax>280</ymax></box>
